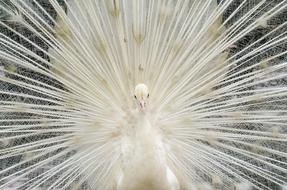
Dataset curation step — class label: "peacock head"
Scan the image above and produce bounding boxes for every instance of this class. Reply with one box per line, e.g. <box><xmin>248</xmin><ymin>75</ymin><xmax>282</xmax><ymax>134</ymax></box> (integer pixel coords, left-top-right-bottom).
<box><xmin>134</xmin><ymin>83</ymin><xmax>149</xmax><ymax>111</ymax></box>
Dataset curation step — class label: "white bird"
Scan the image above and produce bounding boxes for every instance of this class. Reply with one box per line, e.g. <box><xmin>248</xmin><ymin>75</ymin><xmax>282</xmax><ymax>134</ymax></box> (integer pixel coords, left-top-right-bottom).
<box><xmin>116</xmin><ymin>83</ymin><xmax>179</xmax><ymax>190</ymax></box>
<box><xmin>0</xmin><ymin>0</ymin><xmax>286</xmax><ymax>190</ymax></box>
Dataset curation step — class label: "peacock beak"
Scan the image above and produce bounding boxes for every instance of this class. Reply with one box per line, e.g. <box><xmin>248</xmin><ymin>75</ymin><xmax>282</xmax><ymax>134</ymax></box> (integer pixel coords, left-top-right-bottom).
<box><xmin>139</xmin><ymin>100</ymin><xmax>146</xmax><ymax>110</ymax></box>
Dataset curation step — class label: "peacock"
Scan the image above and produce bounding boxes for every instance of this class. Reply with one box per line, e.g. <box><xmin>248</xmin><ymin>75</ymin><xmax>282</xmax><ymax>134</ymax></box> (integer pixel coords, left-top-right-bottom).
<box><xmin>0</xmin><ymin>0</ymin><xmax>286</xmax><ymax>189</ymax></box>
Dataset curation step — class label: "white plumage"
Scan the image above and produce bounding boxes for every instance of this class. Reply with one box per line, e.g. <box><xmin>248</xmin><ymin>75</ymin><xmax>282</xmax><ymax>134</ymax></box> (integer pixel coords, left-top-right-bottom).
<box><xmin>115</xmin><ymin>84</ymin><xmax>179</xmax><ymax>190</ymax></box>
<box><xmin>117</xmin><ymin>112</ymin><xmax>179</xmax><ymax>190</ymax></box>
<box><xmin>0</xmin><ymin>0</ymin><xmax>286</xmax><ymax>190</ymax></box>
